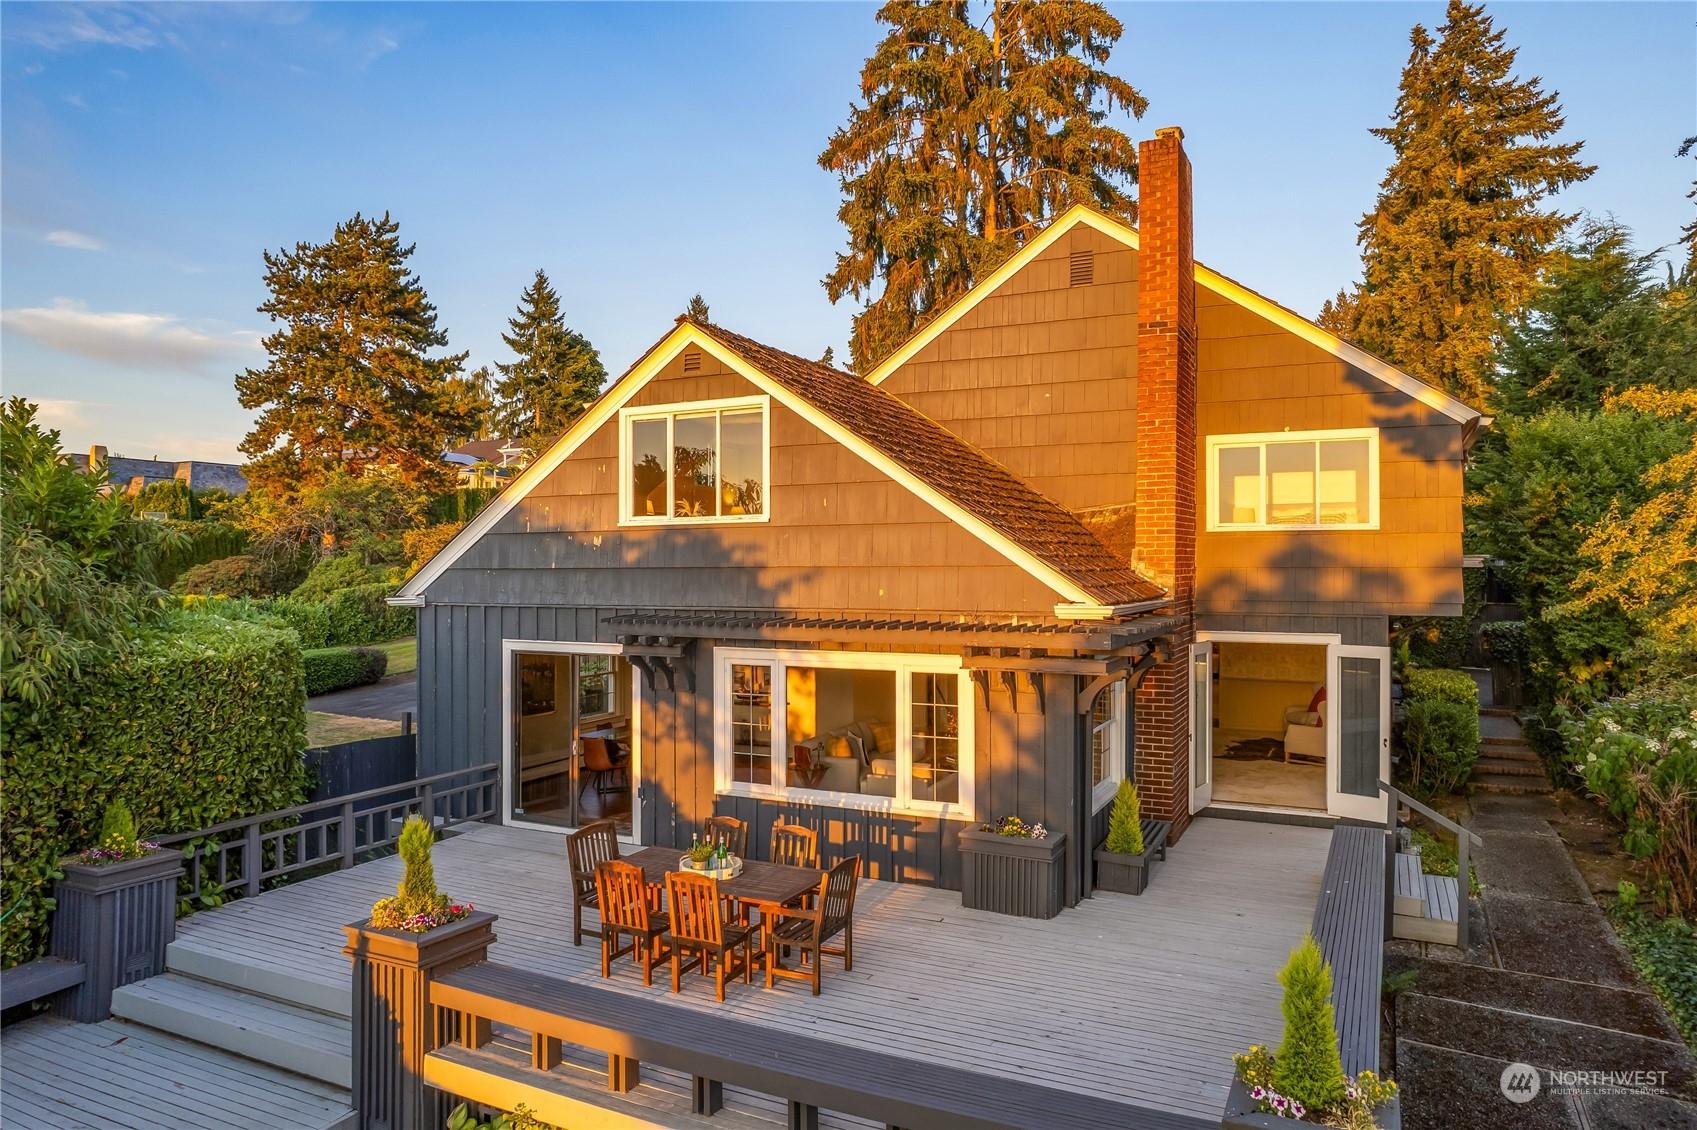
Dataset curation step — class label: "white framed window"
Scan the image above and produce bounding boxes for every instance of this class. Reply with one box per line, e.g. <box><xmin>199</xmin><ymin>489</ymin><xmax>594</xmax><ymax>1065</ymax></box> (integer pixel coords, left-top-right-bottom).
<box><xmin>1090</xmin><ymin>681</ymin><xmax>1127</xmax><ymax>811</ymax></box>
<box><xmin>1205</xmin><ymin>428</ymin><xmax>1379</xmax><ymax>531</ymax></box>
<box><xmin>712</xmin><ymin>647</ymin><xmax>974</xmax><ymax>820</ymax></box>
<box><xmin>619</xmin><ymin>395</ymin><xmax>770</xmax><ymax>525</ymax></box>
<box><xmin>577</xmin><ymin>655</ymin><xmax>617</xmax><ymax>718</ymax></box>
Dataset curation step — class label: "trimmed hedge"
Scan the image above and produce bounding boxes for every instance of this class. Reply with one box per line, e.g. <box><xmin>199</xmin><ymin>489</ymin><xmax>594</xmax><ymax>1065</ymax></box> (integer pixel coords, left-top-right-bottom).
<box><xmin>303</xmin><ymin>645</ymin><xmax>388</xmax><ymax>696</ymax></box>
<box><xmin>252</xmin><ymin>597</ymin><xmax>332</xmax><ymax>650</ymax></box>
<box><xmin>1</xmin><ymin>609</ymin><xmax>308</xmax><ymax>967</ymax></box>
<box><xmin>1404</xmin><ymin>667</ymin><xmax>1480</xmax><ymax>708</ymax></box>
<box><xmin>323</xmin><ymin>583</ymin><xmax>415</xmax><ymax>647</ymax></box>
<box><xmin>154</xmin><ymin>520</ymin><xmax>249</xmax><ymax>588</ymax></box>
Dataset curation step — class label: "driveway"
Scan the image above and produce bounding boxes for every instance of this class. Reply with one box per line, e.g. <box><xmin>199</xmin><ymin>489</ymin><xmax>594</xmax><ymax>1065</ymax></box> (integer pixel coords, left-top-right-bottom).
<box><xmin>307</xmin><ymin>672</ymin><xmax>418</xmax><ymax>721</ymax></box>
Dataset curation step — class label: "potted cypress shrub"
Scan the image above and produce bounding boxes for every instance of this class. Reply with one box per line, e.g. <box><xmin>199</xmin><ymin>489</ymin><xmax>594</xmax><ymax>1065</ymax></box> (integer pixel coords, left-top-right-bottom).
<box><xmin>1224</xmin><ymin>935</ymin><xmax>1400</xmax><ymax>1128</ymax></box>
<box><xmin>1093</xmin><ymin>780</ymin><xmax>1155</xmax><ymax>895</ymax></box>
<box><xmin>50</xmin><ymin>799</ymin><xmax>184</xmax><ymax>1021</ymax></box>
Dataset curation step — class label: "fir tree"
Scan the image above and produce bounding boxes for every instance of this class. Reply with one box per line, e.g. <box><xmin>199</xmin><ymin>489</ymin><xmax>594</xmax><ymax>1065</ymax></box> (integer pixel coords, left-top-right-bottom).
<box><xmin>1680</xmin><ymin>136</ymin><xmax>1696</xmax><ymax>279</ymax></box>
<box><xmin>237</xmin><ymin>213</ymin><xmax>475</xmax><ymax>499</ymax></box>
<box><xmin>818</xmin><ymin>345</ymin><xmax>835</xmax><ymax>367</ymax></box>
<box><xmin>1103</xmin><ymin>779</ymin><xmax>1145</xmax><ymax>855</ymax></box>
<box><xmin>821</xmin><ymin>1</ymin><xmax>1146</xmax><ymax>371</ymax></box>
<box><xmin>1331</xmin><ymin>0</ymin><xmax>1593</xmax><ymax>407</ymax></box>
<box><xmin>684</xmin><ymin>293</ymin><xmax>711</xmax><ymax>322</ymax></box>
<box><xmin>492</xmin><ymin>270</ymin><xmax>607</xmax><ymax>451</ymax></box>
<box><xmin>1272</xmin><ymin>934</ymin><xmax>1346</xmax><ymax>1110</ymax></box>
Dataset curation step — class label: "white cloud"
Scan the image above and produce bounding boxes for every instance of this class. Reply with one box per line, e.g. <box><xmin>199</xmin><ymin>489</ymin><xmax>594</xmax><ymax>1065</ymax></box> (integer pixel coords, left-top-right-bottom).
<box><xmin>0</xmin><ymin>299</ymin><xmax>256</xmax><ymax>369</ymax></box>
<box><xmin>44</xmin><ymin>229</ymin><xmax>105</xmax><ymax>252</ymax></box>
<box><xmin>31</xmin><ymin>398</ymin><xmax>97</xmax><ymax>430</ymax></box>
<box><xmin>11</xmin><ymin>6</ymin><xmax>162</xmax><ymax>52</ymax></box>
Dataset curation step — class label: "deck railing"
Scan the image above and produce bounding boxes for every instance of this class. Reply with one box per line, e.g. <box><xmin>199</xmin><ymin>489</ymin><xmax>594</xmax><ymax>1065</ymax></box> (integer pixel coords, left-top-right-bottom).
<box><xmin>157</xmin><ymin>762</ymin><xmax>499</xmax><ymax>906</ymax></box>
<box><xmin>1378</xmin><ymin>778</ymin><xmax>1483</xmax><ymax>950</ymax></box>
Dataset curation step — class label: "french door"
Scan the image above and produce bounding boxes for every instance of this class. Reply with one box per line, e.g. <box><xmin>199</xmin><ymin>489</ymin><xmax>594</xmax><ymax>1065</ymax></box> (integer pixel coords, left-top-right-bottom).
<box><xmin>1188</xmin><ymin>641</ymin><xmax>1213</xmax><ymax>812</ymax></box>
<box><xmin>1328</xmin><ymin>644</ymin><xmax>1390</xmax><ymax>822</ymax></box>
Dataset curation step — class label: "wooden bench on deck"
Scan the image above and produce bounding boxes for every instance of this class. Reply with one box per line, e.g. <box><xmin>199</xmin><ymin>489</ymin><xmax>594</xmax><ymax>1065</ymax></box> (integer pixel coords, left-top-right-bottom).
<box><xmin>1142</xmin><ymin>818</ymin><xmax>1171</xmax><ymax>861</ymax></box>
<box><xmin>425</xmin><ymin>960</ymin><xmax>1214</xmax><ymax>1130</ymax></box>
<box><xmin>1309</xmin><ymin>823</ymin><xmax>1388</xmax><ymax>1076</ymax></box>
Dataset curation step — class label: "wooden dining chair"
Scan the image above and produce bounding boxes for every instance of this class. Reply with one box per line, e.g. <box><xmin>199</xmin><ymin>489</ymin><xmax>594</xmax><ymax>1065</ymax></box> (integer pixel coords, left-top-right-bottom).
<box><xmin>769</xmin><ymin>820</ymin><xmax>819</xmax><ymax>869</ymax></box>
<box><xmin>663</xmin><ymin>870</ymin><xmax>755</xmax><ymax>1002</ymax></box>
<box><xmin>565</xmin><ymin>819</ymin><xmax>620</xmax><ymax>946</ymax></box>
<box><xmin>761</xmin><ymin>856</ymin><xmax>860</xmax><ymax>996</ymax></box>
<box><xmin>702</xmin><ymin>815</ymin><xmax>748</xmax><ymax>858</ymax></box>
<box><xmin>595</xmin><ymin>860</ymin><xmax>671</xmax><ymax>986</ymax></box>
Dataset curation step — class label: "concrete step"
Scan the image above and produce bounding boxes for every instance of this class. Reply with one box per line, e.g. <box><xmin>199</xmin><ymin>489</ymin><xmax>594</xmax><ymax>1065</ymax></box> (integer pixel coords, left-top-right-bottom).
<box><xmin>1472</xmin><ymin>773</ymin><xmax>1553</xmax><ymax>795</ymax></box>
<box><xmin>1478</xmin><ymin>742</ymin><xmax>1539</xmax><ymax>761</ymax></box>
<box><xmin>110</xmin><ymin>973</ymin><xmax>351</xmax><ymax>1088</ymax></box>
<box><xmin>1472</xmin><ymin>757</ymin><xmax>1547</xmax><ymax>778</ymax></box>
<box><xmin>1480</xmin><ymin>706</ymin><xmax>1519</xmax><ymax>719</ymax></box>
<box><xmin>167</xmin><ymin>937</ymin><xmax>350</xmax><ymax>1018</ymax></box>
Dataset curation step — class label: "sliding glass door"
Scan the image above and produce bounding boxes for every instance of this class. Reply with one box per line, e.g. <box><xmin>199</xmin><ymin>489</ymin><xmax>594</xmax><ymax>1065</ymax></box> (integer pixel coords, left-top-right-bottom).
<box><xmin>505</xmin><ymin>644</ymin><xmax>639</xmax><ymax>839</ymax></box>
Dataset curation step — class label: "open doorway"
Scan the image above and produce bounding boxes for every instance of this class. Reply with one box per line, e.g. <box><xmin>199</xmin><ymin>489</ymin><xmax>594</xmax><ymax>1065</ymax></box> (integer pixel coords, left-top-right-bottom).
<box><xmin>1207</xmin><ymin>639</ymin><xmax>1329</xmax><ymax>811</ymax></box>
<box><xmin>506</xmin><ymin>645</ymin><xmax>638</xmax><ymax>838</ymax></box>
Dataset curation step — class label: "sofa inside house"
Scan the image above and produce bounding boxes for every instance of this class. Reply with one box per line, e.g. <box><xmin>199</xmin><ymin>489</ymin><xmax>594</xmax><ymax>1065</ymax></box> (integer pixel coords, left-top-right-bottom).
<box><xmin>793</xmin><ymin>719</ymin><xmax>900</xmax><ymax>796</ymax></box>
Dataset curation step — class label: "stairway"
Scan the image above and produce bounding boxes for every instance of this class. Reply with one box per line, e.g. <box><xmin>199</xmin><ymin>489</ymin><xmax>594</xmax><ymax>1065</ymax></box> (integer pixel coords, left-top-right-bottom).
<box><xmin>107</xmin><ymin>939</ymin><xmax>353</xmax><ymax>1125</ymax></box>
<box><xmin>1470</xmin><ymin>708</ymin><xmax>1551</xmax><ymax>795</ymax></box>
<box><xmin>1392</xmin><ymin>850</ymin><xmax>1461</xmax><ymax>945</ymax></box>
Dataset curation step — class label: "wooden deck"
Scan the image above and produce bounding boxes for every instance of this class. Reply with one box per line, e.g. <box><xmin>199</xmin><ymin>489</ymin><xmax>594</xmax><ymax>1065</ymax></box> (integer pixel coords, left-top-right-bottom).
<box><xmin>4</xmin><ymin>815</ymin><xmax>1330</xmax><ymax>1128</ymax></box>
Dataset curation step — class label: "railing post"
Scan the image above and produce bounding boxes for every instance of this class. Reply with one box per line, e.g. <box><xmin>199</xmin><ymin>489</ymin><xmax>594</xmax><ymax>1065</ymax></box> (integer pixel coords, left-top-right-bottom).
<box><xmin>419</xmin><ymin>783</ymin><xmax>435</xmax><ymax>828</ymax></box>
<box><xmin>340</xmin><ymin>801</ymin><xmax>356</xmax><ymax>870</ymax></box>
<box><xmin>243</xmin><ymin>822</ymin><xmax>262</xmax><ymax>897</ymax></box>
<box><xmin>1456</xmin><ymin>828</ymin><xmax>1470</xmax><ymax>951</ymax></box>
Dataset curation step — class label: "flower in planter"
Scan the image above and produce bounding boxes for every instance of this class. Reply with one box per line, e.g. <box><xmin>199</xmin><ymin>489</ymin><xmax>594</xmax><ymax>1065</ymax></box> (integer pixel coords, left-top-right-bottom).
<box><xmin>1103</xmin><ymin>779</ymin><xmax>1145</xmax><ymax>855</ymax></box>
<box><xmin>68</xmin><ymin>799</ymin><xmax>161</xmax><ymax>866</ymax></box>
<box><xmin>980</xmin><ymin>815</ymin><xmax>1047</xmax><ymax>839</ymax></box>
<box><xmin>369</xmin><ymin>816</ymin><xmax>473</xmax><ymax>932</ymax></box>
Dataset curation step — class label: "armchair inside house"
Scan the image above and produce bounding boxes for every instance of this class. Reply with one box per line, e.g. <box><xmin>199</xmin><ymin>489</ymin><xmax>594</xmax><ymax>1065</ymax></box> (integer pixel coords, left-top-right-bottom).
<box><xmin>1281</xmin><ymin>685</ymin><xmax>1326</xmax><ymax>764</ymax></box>
<box><xmin>792</xmin><ymin>720</ymin><xmax>901</xmax><ymax>796</ymax></box>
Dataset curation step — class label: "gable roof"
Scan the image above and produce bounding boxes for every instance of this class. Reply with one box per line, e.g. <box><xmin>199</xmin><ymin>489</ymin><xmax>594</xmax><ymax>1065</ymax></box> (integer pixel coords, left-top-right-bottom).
<box><xmin>396</xmin><ymin>318</ymin><xmax>1165</xmax><ymax>614</ymax></box>
<box><xmin>863</xmin><ymin>204</ymin><xmax>1484</xmax><ymax>428</ymax></box>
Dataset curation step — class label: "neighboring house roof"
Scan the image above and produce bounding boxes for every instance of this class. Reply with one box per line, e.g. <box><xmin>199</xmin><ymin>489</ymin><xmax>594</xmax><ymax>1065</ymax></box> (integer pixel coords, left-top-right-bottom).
<box><xmin>863</xmin><ymin>204</ymin><xmax>1485</xmax><ymax>429</ymax></box>
<box><xmin>687</xmin><ymin>319</ymin><xmax>1165</xmax><ymax>608</ymax></box>
<box><xmin>397</xmin><ymin>318</ymin><xmax>1166</xmax><ymax>615</ymax></box>
<box><xmin>446</xmin><ymin>438</ymin><xmax>529</xmax><ymax>465</ymax></box>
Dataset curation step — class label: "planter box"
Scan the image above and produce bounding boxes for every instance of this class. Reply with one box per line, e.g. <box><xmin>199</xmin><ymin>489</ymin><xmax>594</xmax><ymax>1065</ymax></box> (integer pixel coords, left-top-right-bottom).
<box><xmin>958</xmin><ymin>829</ymin><xmax>1066</xmax><ymax>919</ymax></box>
<box><xmin>49</xmin><ymin>848</ymin><xmax>184</xmax><ymax>1022</ymax></box>
<box><xmin>1094</xmin><ymin>846</ymin><xmax>1156</xmax><ymax>895</ymax></box>
<box><xmin>1221</xmin><ymin>1076</ymin><xmax>1400</xmax><ymax>1130</ymax></box>
<box><xmin>344</xmin><ymin>910</ymin><xmax>498</xmax><ymax>1130</ymax></box>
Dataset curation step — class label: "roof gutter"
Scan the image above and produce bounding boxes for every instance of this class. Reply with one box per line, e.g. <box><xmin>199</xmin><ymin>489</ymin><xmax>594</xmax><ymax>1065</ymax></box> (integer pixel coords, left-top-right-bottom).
<box><xmin>1053</xmin><ymin>598</ymin><xmax>1171</xmax><ymax>621</ymax></box>
<box><xmin>387</xmin><ymin>593</ymin><xmax>426</xmax><ymax>608</ymax></box>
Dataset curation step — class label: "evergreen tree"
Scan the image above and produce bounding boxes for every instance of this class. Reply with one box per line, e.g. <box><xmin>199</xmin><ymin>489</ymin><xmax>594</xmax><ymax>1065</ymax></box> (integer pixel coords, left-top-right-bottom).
<box><xmin>1271</xmin><ymin>935</ymin><xmax>1346</xmax><ymax>1111</ymax></box>
<box><xmin>818</xmin><ymin>345</ymin><xmax>835</xmax><ymax>367</ymax></box>
<box><xmin>1680</xmin><ymin>136</ymin><xmax>1696</xmax><ymax>278</ymax></box>
<box><xmin>821</xmin><ymin>1</ymin><xmax>1145</xmax><ymax>371</ymax></box>
<box><xmin>684</xmin><ymin>293</ymin><xmax>711</xmax><ymax>322</ymax></box>
<box><xmin>1330</xmin><ymin>0</ymin><xmax>1592</xmax><ymax>407</ymax></box>
<box><xmin>492</xmin><ymin>270</ymin><xmax>606</xmax><ymax>451</ymax></box>
<box><xmin>237</xmin><ymin>214</ymin><xmax>474</xmax><ymax>499</ymax></box>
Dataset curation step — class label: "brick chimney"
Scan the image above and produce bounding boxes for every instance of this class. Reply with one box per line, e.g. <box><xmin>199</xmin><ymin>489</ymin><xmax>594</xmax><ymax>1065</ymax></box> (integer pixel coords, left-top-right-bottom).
<box><xmin>1132</xmin><ymin>126</ymin><xmax>1198</xmax><ymax>840</ymax></box>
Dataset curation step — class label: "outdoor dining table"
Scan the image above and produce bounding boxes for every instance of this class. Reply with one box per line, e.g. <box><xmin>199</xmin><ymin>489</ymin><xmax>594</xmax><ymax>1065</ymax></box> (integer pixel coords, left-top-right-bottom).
<box><xmin>625</xmin><ymin>845</ymin><xmax>823</xmax><ymax>920</ymax></box>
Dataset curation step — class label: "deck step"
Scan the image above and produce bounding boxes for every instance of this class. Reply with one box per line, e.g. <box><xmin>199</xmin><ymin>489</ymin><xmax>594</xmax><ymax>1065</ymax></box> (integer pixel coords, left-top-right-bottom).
<box><xmin>1394</xmin><ymin>852</ymin><xmax>1426</xmax><ymax>918</ymax></box>
<box><xmin>1393</xmin><ymin>873</ymin><xmax>1461</xmax><ymax>945</ymax></box>
<box><xmin>167</xmin><ymin>937</ymin><xmax>351</xmax><ymax>1018</ymax></box>
<box><xmin>1471</xmin><ymin>772</ymin><xmax>1553</xmax><ymax>795</ymax></box>
<box><xmin>110</xmin><ymin>973</ymin><xmax>351</xmax><ymax>1088</ymax></box>
<box><xmin>1472</xmin><ymin>756</ymin><xmax>1547</xmax><ymax>778</ymax></box>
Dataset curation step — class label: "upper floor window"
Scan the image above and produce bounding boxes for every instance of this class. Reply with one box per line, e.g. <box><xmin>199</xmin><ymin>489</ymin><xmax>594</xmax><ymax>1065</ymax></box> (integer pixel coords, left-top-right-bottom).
<box><xmin>1206</xmin><ymin>428</ymin><xmax>1379</xmax><ymax>531</ymax></box>
<box><xmin>620</xmin><ymin>396</ymin><xmax>769</xmax><ymax>524</ymax></box>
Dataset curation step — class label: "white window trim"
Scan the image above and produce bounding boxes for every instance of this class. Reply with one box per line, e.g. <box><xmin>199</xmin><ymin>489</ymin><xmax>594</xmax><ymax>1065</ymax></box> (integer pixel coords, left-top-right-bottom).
<box><xmin>617</xmin><ymin>394</ymin><xmax>771</xmax><ymax>527</ymax></box>
<box><xmin>712</xmin><ymin>646</ymin><xmax>975</xmax><ymax>821</ymax></box>
<box><xmin>1090</xmin><ymin>680</ymin><xmax>1128</xmax><ymax>812</ymax></box>
<box><xmin>1205</xmin><ymin>427</ymin><xmax>1380</xmax><ymax>532</ymax></box>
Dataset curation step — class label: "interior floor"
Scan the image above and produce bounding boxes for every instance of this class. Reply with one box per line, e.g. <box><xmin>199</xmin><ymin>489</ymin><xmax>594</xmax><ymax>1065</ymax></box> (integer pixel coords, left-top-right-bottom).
<box><xmin>1211</xmin><ymin>755</ymin><xmax>1325</xmax><ymax>810</ymax></box>
<box><xmin>518</xmin><ymin>776</ymin><xmax>633</xmax><ymax>837</ymax></box>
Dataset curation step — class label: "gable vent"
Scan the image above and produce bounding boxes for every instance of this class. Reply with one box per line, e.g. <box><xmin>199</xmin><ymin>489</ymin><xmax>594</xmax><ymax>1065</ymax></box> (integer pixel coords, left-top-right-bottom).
<box><xmin>1069</xmin><ymin>250</ymin><xmax>1095</xmax><ymax>287</ymax></box>
<box><xmin>682</xmin><ymin>350</ymin><xmax>702</xmax><ymax>373</ymax></box>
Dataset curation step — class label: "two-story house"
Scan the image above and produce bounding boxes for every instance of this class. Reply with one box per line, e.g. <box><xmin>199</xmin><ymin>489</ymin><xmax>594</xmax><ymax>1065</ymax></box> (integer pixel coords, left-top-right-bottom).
<box><xmin>393</xmin><ymin>127</ymin><xmax>1481</xmax><ymax>908</ymax></box>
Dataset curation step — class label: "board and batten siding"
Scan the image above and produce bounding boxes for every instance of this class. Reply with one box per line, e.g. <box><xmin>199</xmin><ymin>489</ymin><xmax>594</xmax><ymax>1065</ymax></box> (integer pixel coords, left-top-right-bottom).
<box><xmin>423</xmin><ymin>349</ymin><xmax>1062</xmax><ymax>618</ymax></box>
<box><xmin>877</xmin><ymin>223</ymin><xmax>1467</xmax><ymax>621</ymax></box>
<box><xmin>419</xmin><ymin>603</ymin><xmax>1086</xmax><ymax>896</ymax></box>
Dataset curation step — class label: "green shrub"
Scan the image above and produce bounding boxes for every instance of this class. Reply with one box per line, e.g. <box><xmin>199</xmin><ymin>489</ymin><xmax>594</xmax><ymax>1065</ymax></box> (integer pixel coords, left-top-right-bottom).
<box><xmin>173</xmin><ymin>553</ymin><xmax>272</xmax><ymax>598</ymax></box>
<box><xmin>2</xmin><ymin>609</ymin><xmax>307</xmax><ymax>966</ymax></box>
<box><xmin>256</xmin><ymin>597</ymin><xmax>333</xmax><ymax>649</ymax></box>
<box><xmin>293</xmin><ymin>554</ymin><xmax>385</xmax><ymax>602</ymax></box>
<box><xmin>153</xmin><ymin>520</ymin><xmax>249</xmax><ymax>587</ymax></box>
<box><xmin>323</xmin><ymin>582</ymin><xmax>415</xmax><ymax>646</ymax></box>
<box><xmin>1562</xmin><ymin>686</ymin><xmax>1697</xmax><ymax>914</ymax></box>
<box><xmin>1403</xmin><ymin>698</ymin><xmax>1482</xmax><ymax>796</ymax></box>
<box><xmin>1479</xmin><ymin>620</ymin><xmax>1528</xmax><ymax>668</ymax></box>
<box><xmin>1104</xmin><ymin>779</ymin><xmax>1146</xmax><ymax>855</ymax></box>
<box><xmin>302</xmin><ymin>645</ymin><xmax>388</xmax><ymax>696</ymax></box>
<box><xmin>430</xmin><ymin>487</ymin><xmax>499</xmax><ymax>525</ymax></box>
<box><xmin>1611</xmin><ymin>905</ymin><xmax>1697</xmax><ymax>1046</ymax></box>
<box><xmin>1404</xmin><ymin>667</ymin><xmax>1480</xmax><ymax>708</ymax></box>
<box><xmin>1272</xmin><ymin>934</ymin><xmax>1346</xmax><ymax>1112</ymax></box>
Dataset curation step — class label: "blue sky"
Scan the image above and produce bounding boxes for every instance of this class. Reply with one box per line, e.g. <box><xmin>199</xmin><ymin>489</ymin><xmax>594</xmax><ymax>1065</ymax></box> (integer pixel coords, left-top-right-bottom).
<box><xmin>2</xmin><ymin>2</ymin><xmax>1692</xmax><ymax>465</ymax></box>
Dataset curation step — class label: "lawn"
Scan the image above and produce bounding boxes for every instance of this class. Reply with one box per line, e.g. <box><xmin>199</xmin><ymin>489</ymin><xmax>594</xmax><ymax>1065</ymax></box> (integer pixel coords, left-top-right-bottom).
<box><xmin>374</xmin><ymin>636</ymin><xmax>417</xmax><ymax>676</ymax></box>
<box><xmin>306</xmin><ymin>711</ymin><xmax>403</xmax><ymax>747</ymax></box>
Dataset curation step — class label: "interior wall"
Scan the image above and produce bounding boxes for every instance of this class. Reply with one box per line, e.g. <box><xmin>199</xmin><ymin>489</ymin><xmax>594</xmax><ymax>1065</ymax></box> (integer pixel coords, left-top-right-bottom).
<box><xmin>517</xmin><ymin>655</ymin><xmax>572</xmax><ymax>758</ymax></box>
<box><xmin>1214</xmin><ymin>641</ymin><xmax>1326</xmax><ymax>734</ymax></box>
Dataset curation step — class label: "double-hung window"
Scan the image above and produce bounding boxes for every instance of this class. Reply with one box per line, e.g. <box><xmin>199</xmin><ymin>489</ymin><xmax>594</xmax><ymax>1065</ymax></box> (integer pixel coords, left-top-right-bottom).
<box><xmin>1206</xmin><ymin>428</ymin><xmax>1379</xmax><ymax>531</ymax></box>
<box><xmin>713</xmin><ymin>648</ymin><xmax>974</xmax><ymax>819</ymax></box>
<box><xmin>1089</xmin><ymin>681</ymin><xmax>1127</xmax><ymax>811</ymax></box>
<box><xmin>620</xmin><ymin>396</ymin><xmax>769</xmax><ymax>524</ymax></box>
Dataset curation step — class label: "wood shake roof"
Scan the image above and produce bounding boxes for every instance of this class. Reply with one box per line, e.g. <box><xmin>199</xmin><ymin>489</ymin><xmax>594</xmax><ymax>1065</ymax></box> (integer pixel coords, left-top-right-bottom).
<box><xmin>684</xmin><ymin>318</ymin><xmax>1165</xmax><ymax>608</ymax></box>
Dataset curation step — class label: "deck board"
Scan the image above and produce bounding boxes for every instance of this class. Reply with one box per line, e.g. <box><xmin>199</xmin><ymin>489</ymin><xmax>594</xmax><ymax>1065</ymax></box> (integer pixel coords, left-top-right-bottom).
<box><xmin>167</xmin><ymin>815</ymin><xmax>1329</xmax><ymax>1123</ymax></box>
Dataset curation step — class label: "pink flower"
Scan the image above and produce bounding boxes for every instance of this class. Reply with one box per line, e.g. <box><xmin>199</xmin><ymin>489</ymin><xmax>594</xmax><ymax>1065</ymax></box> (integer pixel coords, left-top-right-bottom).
<box><xmin>1251</xmin><ymin>1086</ymin><xmax>1265</xmax><ymax>1100</ymax></box>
